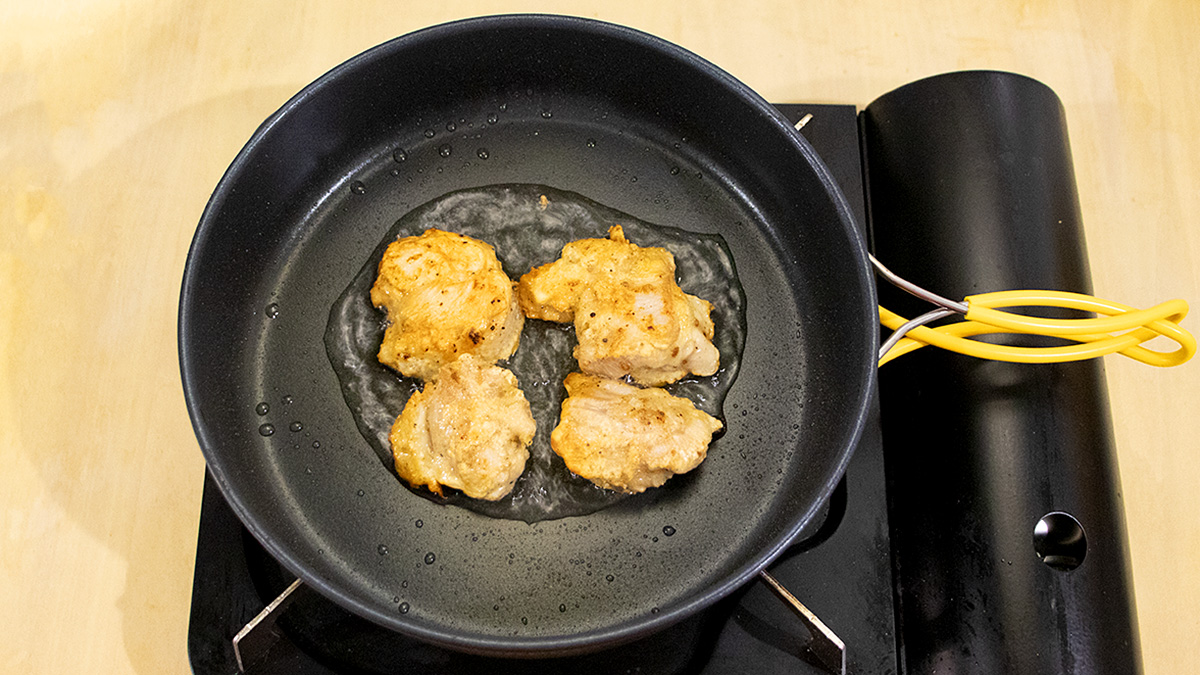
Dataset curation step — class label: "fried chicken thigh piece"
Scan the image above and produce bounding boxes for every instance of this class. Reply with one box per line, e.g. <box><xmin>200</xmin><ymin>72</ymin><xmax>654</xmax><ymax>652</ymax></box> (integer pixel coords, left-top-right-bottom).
<box><xmin>573</xmin><ymin>278</ymin><xmax>718</xmax><ymax>386</ymax></box>
<box><xmin>550</xmin><ymin>373</ymin><xmax>723</xmax><ymax>493</ymax></box>
<box><xmin>389</xmin><ymin>355</ymin><xmax>536</xmax><ymax>501</ymax></box>
<box><xmin>371</xmin><ymin>228</ymin><xmax>523</xmax><ymax>381</ymax></box>
<box><xmin>518</xmin><ymin>226</ymin><xmax>718</xmax><ymax>386</ymax></box>
<box><xmin>517</xmin><ymin>226</ymin><xmax>676</xmax><ymax>322</ymax></box>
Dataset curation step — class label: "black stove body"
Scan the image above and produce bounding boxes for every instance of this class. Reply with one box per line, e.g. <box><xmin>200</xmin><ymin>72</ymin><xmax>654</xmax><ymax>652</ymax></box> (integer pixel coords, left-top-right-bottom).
<box><xmin>189</xmin><ymin>74</ymin><xmax>1141</xmax><ymax>675</ymax></box>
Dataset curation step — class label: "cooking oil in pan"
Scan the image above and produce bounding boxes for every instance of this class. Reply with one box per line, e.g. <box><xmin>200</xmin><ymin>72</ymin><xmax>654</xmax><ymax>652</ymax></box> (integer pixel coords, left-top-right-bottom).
<box><xmin>325</xmin><ymin>184</ymin><xmax>746</xmax><ymax>522</ymax></box>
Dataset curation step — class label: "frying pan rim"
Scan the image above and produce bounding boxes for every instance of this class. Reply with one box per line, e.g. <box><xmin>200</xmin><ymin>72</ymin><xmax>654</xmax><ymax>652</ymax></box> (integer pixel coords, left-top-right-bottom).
<box><xmin>178</xmin><ymin>13</ymin><xmax>879</xmax><ymax>656</ymax></box>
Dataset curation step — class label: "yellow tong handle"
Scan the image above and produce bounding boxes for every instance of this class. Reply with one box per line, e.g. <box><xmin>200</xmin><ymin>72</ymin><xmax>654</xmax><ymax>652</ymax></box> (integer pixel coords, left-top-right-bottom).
<box><xmin>878</xmin><ymin>290</ymin><xmax>1195</xmax><ymax>367</ymax></box>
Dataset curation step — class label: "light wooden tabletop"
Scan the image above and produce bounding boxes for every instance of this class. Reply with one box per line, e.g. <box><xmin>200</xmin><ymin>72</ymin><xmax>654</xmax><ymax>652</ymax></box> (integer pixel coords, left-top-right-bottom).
<box><xmin>2</xmin><ymin>2</ymin><xmax>1197</xmax><ymax>673</ymax></box>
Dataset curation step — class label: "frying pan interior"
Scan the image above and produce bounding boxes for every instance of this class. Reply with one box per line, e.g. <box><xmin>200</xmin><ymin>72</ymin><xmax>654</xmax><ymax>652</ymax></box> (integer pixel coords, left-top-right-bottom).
<box><xmin>180</xmin><ymin>15</ymin><xmax>876</xmax><ymax>655</ymax></box>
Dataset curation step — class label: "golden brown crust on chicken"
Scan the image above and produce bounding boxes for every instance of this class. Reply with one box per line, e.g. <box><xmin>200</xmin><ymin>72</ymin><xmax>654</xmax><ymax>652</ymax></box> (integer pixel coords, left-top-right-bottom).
<box><xmin>517</xmin><ymin>226</ymin><xmax>719</xmax><ymax>386</ymax></box>
<box><xmin>389</xmin><ymin>355</ymin><xmax>535</xmax><ymax>501</ymax></box>
<box><xmin>371</xmin><ymin>229</ymin><xmax>522</xmax><ymax>381</ymax></box>
<box><xmin>550</xmin><ymin>373</ymin><xmax>723</xmax><ymax>493</ymax></box>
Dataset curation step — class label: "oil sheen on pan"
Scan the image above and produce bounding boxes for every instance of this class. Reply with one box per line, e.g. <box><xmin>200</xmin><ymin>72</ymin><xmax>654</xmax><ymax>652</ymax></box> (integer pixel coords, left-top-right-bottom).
<box><xmin>325</xmin><ymin>184</ymin><xmax>748</xmax><ymax>522</ymax></box>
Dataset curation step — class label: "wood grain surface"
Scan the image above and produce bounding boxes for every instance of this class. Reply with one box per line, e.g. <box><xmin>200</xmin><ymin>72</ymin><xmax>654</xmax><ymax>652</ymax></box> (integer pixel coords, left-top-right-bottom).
<box><xmin>2</xmin><ymin>1</ymin><xmax>1196</xmax><ymax>672</ymax></box>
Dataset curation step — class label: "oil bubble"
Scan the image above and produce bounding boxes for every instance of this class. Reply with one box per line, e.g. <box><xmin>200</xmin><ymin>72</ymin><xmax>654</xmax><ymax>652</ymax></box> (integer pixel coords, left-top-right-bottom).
<box><xmin>424</xmin><ymin>552</ymin><xmax>436</xmax><ymax>565</ymax></box>
<box><xmin>424</xmin><ymin>128</ymin><xmax>436</xmax><ymax>138</ymax></box>
<box><xmin>289</xmin><ymin>421</ymin><xmax>303</xmax><ymax>432</ymax></box>
<box><xmin>670</xmin><ymin>166</ymin><xmax>681</xmax><ymax>175</ymax></box>
<box><xmin>350</xmin><ymin>181</ymin><xmax>366</xmax><ymax>195</ymax></box>
<box><xmin>663</xmin><ymin>525</ymin><xmax>676</xmax><ymax>537</ymax></box>
<box><xmin>255</xmin><ymin>402</ymin><xmax>270</xmax><ymax>416</ymax></box>
<box><xmin>356</xmin><ymin>489</ymin><xmax>365</xmax><ymax>496</ymax></box>
<box><xmin>264</xmin><ymin>303</ymin><xmax>279</xmax><ymax>319</ymax></box>
<box><xmin>521</xmin><ymin>616</ymin><xmax>529</xmax><ymax>625</ymax></box>
<box><xmin>415</xmin><ymin>519</ymin><xmax>424</xmax><ymax>528</ymax></box>
<box><xmin>438</xmin><ymin>144</ymin><xmax>452</xmax><ymax>158</ymax></box>
<box><xmin>399</xmin><ymin>602</ymin><xmax>410</xmax><ymax>614</ymax></box>
<box><xmin>282</xmin><ymin>395</ymin><xmax>294</xmax><ymax>405</ymax></box>
<box><xmin>476</xmin><ymin>148</ymin><xmax>489</xmax><ymax>160</ymax></box>
<box><xmin>541</xmin><ymin>110</ymin><xmax>552</xmax><ymax>119</ymax></box>
<box><xmin>446</xmin><ymin>122</ymin><xmax>457</xmax><ymax>132</ymax></box>
<box><xmin>378</xmin><ymin>544</ymin><xmax>389</xmax><ymax>556</ymax></box>
<box><xmin>559</xmin><ymin>604</ymin><xmax>567</xmax><ymax>613</ymax></box>
<box><xmin>586</xmin><ymin>138</ymin><xmax>596</xmax><ymax>148</ymax></box>
<box><xmin>606</xmin><ymin>574</ymin><xmax>614</xmax><ymax>582</ymax></box>
<box><xmin>258</xmin><ymin>424</ymin><xmax>275</xmax><ymax>437</ymax></box>
<box><xmin>393</xmin><ymin>148</ymin><xmax>408</xmax><ymax>162</ymax></box>
<box><xmin>486</xmin><ymin>112</ymin><xmax>499</xmax><ymax>124</ymax></box>
<box><xmin>312</xmin><ymin>441</ymin><xmax>321</xmax><ymax>449</ymax></box>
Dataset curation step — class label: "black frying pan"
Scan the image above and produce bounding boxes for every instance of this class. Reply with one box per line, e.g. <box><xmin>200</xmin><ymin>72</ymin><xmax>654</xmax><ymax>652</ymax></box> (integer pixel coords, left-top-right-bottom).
<box><xmin>179</xmin><ymin>15</ymin><xmax>876</xmax><ymax>656</ymax></box>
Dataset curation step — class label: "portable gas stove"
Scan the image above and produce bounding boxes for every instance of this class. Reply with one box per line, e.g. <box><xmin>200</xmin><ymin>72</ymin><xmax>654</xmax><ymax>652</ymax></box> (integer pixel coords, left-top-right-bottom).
<box><xmin>188</xmin><ymin>74</ymin><xmax>1143</xmax><ymax>674</ymax></box>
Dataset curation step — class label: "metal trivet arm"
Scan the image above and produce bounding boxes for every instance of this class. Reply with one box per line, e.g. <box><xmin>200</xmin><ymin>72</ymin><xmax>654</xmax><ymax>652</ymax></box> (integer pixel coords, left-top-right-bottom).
<box><xmin>759</xmin><ymin>571</ymin><xmax>847</xmax><ymax>675</ymax></box>
<box><xmin>232</xmin><ymin>577</ymin><xmax>309</xmax><ymax>673</ymax></box>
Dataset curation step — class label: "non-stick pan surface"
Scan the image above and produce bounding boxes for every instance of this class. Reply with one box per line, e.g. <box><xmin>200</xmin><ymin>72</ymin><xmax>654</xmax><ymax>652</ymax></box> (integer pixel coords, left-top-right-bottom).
<box><xmin>180</xmin><ymin>15</ymin><xmax>876</xmax><ymax>656</ymax></box>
